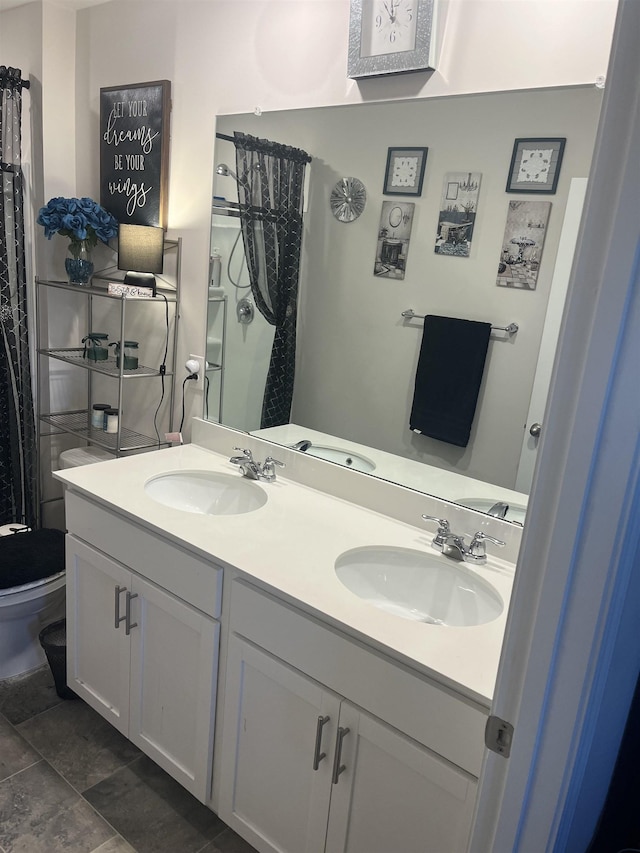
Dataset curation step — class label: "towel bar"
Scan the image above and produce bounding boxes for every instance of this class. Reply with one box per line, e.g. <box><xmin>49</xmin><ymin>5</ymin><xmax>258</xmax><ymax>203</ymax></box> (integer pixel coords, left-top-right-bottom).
<box><xmin>401</xmin><ymin>309</ymin><xmax>519</xmax><ymax>336</ymax></box>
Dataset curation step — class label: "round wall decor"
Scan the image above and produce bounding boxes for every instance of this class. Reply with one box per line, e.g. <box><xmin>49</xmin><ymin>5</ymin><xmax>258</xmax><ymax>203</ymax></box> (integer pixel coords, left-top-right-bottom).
<box><xmin>329</xmin><ymin>177</ymin><xmax>367</xmax><ymax>223</ymax></box>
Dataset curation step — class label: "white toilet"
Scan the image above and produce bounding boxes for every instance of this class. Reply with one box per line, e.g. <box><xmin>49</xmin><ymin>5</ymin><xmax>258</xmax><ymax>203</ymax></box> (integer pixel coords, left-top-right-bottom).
<box><xmin>0</xmin><ymin>524</ymin><xmax>66</xmax><ymax>679</ymax></box>
<box><xmin>0</xmin><ymin>446</ymin><xmax>112</xmax><ymax>680</ymax></box>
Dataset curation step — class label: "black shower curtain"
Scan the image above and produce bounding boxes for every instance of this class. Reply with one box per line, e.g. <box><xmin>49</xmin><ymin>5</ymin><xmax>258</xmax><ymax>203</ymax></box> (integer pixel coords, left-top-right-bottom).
<box><xmin>0</xmin><ymin>66</ymin><xmax>36</xmax><ymax>528</ymax></box>
<box><xmin>233</xmin><ymin>132</ymin><xmax>310</xmax><ymax>429</ymax></box>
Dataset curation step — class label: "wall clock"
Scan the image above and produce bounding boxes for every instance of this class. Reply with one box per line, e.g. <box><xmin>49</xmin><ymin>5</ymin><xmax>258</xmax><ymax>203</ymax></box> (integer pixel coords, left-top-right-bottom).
<box><xmin>348</xmin><ymin>0</ymin><xmax>436</xmax><ymax>79</ymax></box>
<box><xmin>330</xmin><ymin>177</ymin><xmax>367</xmax><ymax>222</ymax></box>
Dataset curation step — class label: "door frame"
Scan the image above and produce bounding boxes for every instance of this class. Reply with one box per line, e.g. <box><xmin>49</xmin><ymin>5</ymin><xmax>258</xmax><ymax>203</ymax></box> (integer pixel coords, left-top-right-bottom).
<box><xmin>470</xmin><ymin>0</ymin><xmax>640</xmax><ymax>849</ymax></box>
<box><xmin>514</xmin><ymin>177</ymin><xmax>588</xmax><ymax>493</ymax></box>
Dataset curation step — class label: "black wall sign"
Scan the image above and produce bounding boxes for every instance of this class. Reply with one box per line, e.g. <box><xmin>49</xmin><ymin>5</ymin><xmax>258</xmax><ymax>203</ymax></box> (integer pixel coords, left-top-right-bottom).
<box><xmin>100</xmin><ymin>80</ymin><xmax>171</xmax><ymax>228</ymax></box>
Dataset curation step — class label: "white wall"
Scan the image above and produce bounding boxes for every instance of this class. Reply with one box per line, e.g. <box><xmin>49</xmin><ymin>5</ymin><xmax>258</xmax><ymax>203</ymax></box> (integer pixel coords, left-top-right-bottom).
<box><xmin>0</xmin><ymin>0</ymin><xmax>617</xmax><ymax>513</ymax></box>
<box><xmin>69</xmin><ymin>0</ymin><xmax>616</xmax><ymax>440</ymax></box>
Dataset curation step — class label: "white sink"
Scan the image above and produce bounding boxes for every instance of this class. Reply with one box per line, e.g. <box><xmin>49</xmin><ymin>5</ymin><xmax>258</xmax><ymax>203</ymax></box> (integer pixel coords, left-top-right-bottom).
<box><xmin>145</xmin><ymin>470</ymin><xmax>267</xmax><ymax>515</ymax></box>
<box><xmin>335</xmin><ymin>546</ymin><xmax>503</xmax><ymax>626</ymax></box>
<box><xmin>305</xmin><ymin>445</ymin><xmax>375</xmax><ymax>473</ymax></box>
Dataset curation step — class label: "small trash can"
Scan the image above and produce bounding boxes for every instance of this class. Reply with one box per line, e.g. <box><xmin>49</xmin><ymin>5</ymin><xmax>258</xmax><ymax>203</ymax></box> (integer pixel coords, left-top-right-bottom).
<box><xmin>38</xmin><ymin>619</ymin><xmax>78</xmax><ymax>700</ymax></box>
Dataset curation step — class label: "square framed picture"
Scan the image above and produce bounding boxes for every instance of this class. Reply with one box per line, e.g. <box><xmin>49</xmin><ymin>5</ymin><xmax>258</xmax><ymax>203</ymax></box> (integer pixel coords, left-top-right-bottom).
<box><xmin>384</xmin><ymin>147</ymin><xmax>428</xmax><ymax>196</ymax></box>
<box><xmin>506</xmin><ymin>138</ymin><xmax>566</xmax><ymax>194</ymax></box>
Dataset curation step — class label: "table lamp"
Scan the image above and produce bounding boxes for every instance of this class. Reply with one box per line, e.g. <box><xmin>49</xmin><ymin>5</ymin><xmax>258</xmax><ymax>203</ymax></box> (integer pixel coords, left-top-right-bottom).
<box><xmin>117</xmin><ymin>224</ymin><xmax>164</xmax><ymax>296</ymax></box>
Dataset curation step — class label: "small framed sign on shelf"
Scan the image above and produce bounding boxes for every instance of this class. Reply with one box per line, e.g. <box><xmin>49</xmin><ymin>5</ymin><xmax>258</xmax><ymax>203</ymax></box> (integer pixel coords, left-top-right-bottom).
<box><xmin>506</xmin><ymin>137</ymin><xmax>566</xmax><ymax>194</ymax></box>
<box><xmin>100</xmin><ymin>80</ymin><xmax>171</xmax><ymax>227</ymax></box>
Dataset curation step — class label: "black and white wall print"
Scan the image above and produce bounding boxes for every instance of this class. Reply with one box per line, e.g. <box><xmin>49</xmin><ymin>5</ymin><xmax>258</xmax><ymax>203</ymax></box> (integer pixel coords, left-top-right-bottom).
<box><xmin>497</xmin><ymin>200</ymin><xmax>551</xmax><ymax>290</ymax></box>
<box><xmin>374</xmin><ymin>201</ymin><xmax>415</xmax><ymax>279</ymax></box>
<box><xmin>434</xmin><ymin>171</ymin><xmax>482</xmax><ymax>257</ymax></box>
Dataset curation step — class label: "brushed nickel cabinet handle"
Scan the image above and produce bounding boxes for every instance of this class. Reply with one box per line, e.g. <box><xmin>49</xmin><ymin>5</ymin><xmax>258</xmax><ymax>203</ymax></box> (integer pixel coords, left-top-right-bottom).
<box><xmin>313</xmin><ymin>715</ymin><xmax>330</xmax><ymax>771</ymax></box>
<box><xmin>114</xmin><ymin>585</ymin><xmax>127</xmax><ymax>629</ymax></box>
<box><xmin>125</xmin><ymin>591</ymin><xmax>138</xmax><ymax>635</ymax></box>
<box><xmin>331</xmin><ymin>726</ymin><xmax>350</xmax><ymax>785</ymax></box>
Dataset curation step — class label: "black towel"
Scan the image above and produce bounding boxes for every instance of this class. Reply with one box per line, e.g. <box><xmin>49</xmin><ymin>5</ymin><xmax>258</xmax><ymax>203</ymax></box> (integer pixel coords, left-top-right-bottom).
<box><xmin>409</xmin><ymin>315</ymin><xmax>491</xmax><ymax>447</ymax></box>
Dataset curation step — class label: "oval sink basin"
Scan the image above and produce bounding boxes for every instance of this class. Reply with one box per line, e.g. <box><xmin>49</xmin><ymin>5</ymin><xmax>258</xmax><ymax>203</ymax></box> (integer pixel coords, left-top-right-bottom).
<box><xmin>145</xmin><ymin>470</ymin><xmax>267</xmax><ymax>515</ymax></box>
<box><xmin>305</xmin><ymin>445</ymin><xmax>376</xmax><ymax>473</ymax></box>
<box><xmin>335</xmin><ymin>546</ymin><xmax>503</xmax><ymax>626</ymax></box>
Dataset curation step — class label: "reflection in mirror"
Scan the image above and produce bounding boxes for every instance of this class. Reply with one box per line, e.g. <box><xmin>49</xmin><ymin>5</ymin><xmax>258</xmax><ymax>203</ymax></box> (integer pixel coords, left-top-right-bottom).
<box><xmin>206</xmin><ymin>87</ymin><xmax>602</xmax><ymax>524</ymax></box>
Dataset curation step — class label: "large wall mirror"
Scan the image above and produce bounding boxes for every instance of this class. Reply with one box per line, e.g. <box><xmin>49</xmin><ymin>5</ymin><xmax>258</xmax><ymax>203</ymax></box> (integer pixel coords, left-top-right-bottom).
<box><xmin>205</xmin><ymin>86</ymin><xmax>602</xmax><ymax>525</ymax></box>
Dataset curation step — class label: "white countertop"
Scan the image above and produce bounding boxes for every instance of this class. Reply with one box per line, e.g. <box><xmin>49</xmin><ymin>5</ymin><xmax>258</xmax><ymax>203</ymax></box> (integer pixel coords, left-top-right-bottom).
<box><xmin>55</xmin><ymin>442</ymin><xmax>515</xmax><ymax>707</ymax></box>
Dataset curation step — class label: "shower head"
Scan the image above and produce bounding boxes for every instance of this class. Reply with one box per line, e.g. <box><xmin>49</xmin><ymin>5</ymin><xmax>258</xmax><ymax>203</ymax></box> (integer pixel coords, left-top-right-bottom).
<box><xmin>216</xmin><ymin>163</ymin><xmax>240</xmax><ymax>181</ymax></box>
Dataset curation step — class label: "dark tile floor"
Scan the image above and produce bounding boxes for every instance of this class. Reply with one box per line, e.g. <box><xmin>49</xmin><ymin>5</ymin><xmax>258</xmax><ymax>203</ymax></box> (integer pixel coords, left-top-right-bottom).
<box><xmin>0</xmin><ymin>666</ymin><xmax>256</xmax><ymax>853</ymax></box>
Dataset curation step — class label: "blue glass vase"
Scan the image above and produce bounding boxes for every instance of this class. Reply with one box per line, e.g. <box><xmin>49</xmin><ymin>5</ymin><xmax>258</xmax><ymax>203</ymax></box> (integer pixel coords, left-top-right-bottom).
<box><xmin>65</xmin><ymin>241</ymin><xmax>94</xmax><ymax>286</ymax></box>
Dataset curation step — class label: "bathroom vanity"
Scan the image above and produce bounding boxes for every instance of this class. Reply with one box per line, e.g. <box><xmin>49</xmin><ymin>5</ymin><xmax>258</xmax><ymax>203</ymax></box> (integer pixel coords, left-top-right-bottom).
<box><xmin>55</xmin><ymin>423</ymin><xmax>519</xmax><ymax>853</ymax></box>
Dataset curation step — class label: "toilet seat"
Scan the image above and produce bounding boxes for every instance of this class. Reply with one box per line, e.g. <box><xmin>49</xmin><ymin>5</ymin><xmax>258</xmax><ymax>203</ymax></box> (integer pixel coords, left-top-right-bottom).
<box><xmin>0</xmin><ymin>571</ymin><xmax>65</xmax><ymax>603</ymax></box>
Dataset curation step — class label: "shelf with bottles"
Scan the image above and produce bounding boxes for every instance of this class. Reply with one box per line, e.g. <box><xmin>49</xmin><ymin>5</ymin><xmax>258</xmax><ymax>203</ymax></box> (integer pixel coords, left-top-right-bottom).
<box><xmin>37</xmin><ymin>347</ymin><xmax>172</xmax><ymax>379</ymax></box>
<box><xmin>40</xmin><ymin>410</ymin><xmax>165</xmax><ymax>454</ymax></box>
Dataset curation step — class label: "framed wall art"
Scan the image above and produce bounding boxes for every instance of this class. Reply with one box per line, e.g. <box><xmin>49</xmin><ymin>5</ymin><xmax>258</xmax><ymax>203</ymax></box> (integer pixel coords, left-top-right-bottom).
<box><xmin>434</xmin><ymin>171</ymin><xmax>482</xmax><ymax>257</ymax></box>
<box><xmin>374</xmin><ymin>201</ymin><xmax>415</xmax><ymax>279</ymax></box>
<box><xmin>347</xmin><ymin>0</ymin><xmax>437</xmax><ymax>79</ymax></box>
<box><xmin>497</xmin><ymin>200</ymin><xmax>551</xmax><ymax>290</ymax></box>
<box><xmin>506</xmin><ymin>137</ymin><xmax>566</xmax><ymax>194</ymax></box>
<box><xmin>384</xmin><ymin>147</ymin><xmax>428</xmax><ymax>196</ymax></box>
<box><xmin>100</xmin><ymin>80</ymin><xmax>171</xmax><ymax>228</ymax></box>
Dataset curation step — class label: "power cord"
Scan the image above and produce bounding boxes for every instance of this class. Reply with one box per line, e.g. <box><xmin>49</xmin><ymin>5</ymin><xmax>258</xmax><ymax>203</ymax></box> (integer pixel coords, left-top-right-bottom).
<box><xmin>204</xmin><ymin>373</ymin><xmax>210</xmax><ymax>420</ymax></box>
<box><xmin>153</xmin><ymin>294</ymin><xmax>170</xmax><ymax>446</ymax></box>
<box><xmin>180</xmin><ymin>373</ymin><xmax>198</xmax><ymax>432</ymax></box>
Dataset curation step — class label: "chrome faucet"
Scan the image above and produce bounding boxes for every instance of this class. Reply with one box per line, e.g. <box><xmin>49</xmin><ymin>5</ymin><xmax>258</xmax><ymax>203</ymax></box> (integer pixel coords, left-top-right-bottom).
<box><xmin>421</xmin><ymin>514</ymin><xmax>505</xmax><ymax>565</ymax></box>
<box><xmin>487</xmin><ymin>501</ymin><xmax>509</xmax><ymax>519</ymax></box>
<box><xmin>230</xmin><ymin>447</ymin><xmax>285</xmax><ymax>482</ymax></box>
<box><xmin>260</xmin><ymin>456</ymin><xmax>286</xmax><ymax>482</ymax></box>
<box><xmin>290</xmin><ymin>439</ymin><xmax>312</xmax><ymax>452</ymax></box>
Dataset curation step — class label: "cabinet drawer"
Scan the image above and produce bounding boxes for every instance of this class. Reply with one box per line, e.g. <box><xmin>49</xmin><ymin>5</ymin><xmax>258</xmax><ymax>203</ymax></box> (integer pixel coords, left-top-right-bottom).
<box><xmin>230</xmin><ymin>580</ymin><xmax>487</xmax><ymax>777</ymax></box>
<box><xmin>65</xmin><ymin>491</ymin><xmax>222</xmax><ymax>618</ymax></box>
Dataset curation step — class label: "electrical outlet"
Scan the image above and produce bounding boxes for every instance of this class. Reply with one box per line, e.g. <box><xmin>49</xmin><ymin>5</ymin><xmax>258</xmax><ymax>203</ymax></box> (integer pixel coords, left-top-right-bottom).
<box><xmin>188</xmin><ymin>354</ymin><xmax>205</xmax><ymax>388</ymax></box>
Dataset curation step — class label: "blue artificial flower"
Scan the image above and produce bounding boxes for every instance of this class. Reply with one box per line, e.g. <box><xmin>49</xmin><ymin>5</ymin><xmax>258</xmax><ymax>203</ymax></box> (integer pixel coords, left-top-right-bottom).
<box><xmin>36</xmin><ymin>196</ymin><xmax>119</xmax><ymax>247</ymax></box>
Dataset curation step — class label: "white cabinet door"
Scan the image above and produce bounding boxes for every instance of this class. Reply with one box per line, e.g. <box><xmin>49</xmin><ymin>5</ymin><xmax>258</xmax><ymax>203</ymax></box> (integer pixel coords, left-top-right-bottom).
<box><xmin>65</xmin><ymin>534</ymin><xmax>131</xmax><ymax>734</ymax></box>
<box><xmin>66</xmin><ymin>534</ymin><xmax>219</xmax><ymax>804</ymax></box>
<box><xmin>128</xmin><ymin>576</ymin><xmax>219</xmax><ymax>801</ymax></box>
<box><xmin>219</xmin><ymin>637</ymin><xmax>340</xmax><ymax>853</ymax></box>
<box><xmin>220</xmin><ymin>634</ymin><xmax>478</xmax><ymax>853</ymax></box>
<box><xmin>325</xmin><ymin>702</ymin><xmax>477</xmax><ymax>853</ymax></box>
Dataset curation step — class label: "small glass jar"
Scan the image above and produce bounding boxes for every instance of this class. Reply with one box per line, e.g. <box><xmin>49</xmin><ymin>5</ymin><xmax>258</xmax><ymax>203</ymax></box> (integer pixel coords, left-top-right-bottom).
<box><xmin>109</xmin><ymin>340</ymin><xmax>139</xmax><ymax>370</ymax></box>
<box><xmin>104</xmin><ymin>408</ymin><xmax>119</xmax><ymax>434</ymax></box>
<box><xmin>82</xmin><ymin>332</ymin><xmax>109</xmax><ymax>361</ymax></box>
<box><xmin>91</xmin><ymin>403</ymin><xmax>110</xmax><ymax>429</ymax></box>
<box><xmin>122</xmin><ymin>340</ymin><xmax>139</xmax><ymax>370</ymax></box>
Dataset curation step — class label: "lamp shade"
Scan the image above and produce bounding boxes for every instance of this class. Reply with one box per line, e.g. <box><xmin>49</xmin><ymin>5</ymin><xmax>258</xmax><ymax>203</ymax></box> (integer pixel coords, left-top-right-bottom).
<box><xmin>117</xmin><ymin>224</ymin><xmax>164</xmax><ymax>274</ymax></box>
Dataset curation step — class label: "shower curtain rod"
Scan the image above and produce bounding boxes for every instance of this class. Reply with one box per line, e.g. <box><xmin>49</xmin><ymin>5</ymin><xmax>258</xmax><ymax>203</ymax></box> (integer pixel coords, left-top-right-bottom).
<box><xmin>0</xmin><ymin>68</ymin><xmax>30</xmax><ymax>89</ymax></box>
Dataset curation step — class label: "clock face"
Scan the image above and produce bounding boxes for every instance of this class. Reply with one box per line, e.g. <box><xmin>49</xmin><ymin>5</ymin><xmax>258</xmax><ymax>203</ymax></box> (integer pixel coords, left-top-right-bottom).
<box><xmin>360</xmin><ymin>0</ymin><xmax>418</xmax><ymax>58</ymax></box>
